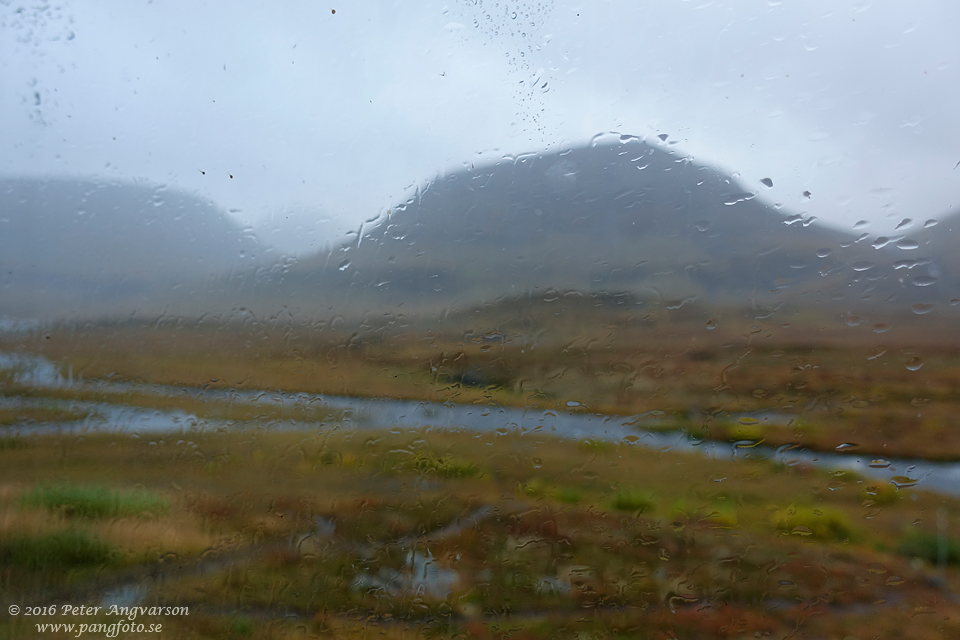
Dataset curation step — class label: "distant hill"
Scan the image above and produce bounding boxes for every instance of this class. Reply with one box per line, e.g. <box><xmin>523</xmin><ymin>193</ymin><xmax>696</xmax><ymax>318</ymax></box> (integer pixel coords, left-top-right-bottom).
<box><xmin>265</xmin><ymin>138</ymin><xmax>954</xmax><ymax>315</ymax></box>
<box><xmin>907</xmin><ymin>208</ymin><xmax>960</xmax><ymax>299</ymax></box>
<box><xmin>0</xmin><ymin>177</ymin><xmax>265</xmax><ymax>318</ymax></box>
<box><xmin>3</xmin><ymin>143</ymin><xmax>954</xmax><ymax>322</ymax></box>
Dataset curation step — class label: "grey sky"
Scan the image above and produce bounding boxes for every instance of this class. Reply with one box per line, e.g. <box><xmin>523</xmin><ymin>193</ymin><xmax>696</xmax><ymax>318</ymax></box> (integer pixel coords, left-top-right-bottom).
<box><xmin>2</xmin><ymin>0</ymin><xmax>958</xmax><ymax>255</ymax></box>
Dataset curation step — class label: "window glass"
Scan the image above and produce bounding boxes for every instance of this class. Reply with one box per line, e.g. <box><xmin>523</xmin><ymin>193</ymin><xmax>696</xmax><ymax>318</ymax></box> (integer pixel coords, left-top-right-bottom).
<box><xmin>3</xmin><ymin>2</ymin><xmax>959</xmax><ymax>638</ymax></box>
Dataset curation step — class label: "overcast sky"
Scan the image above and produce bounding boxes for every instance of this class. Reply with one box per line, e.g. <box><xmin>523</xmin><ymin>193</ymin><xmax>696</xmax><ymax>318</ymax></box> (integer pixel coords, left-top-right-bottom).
<box><xmin>2</xmin><ymin>0</ymin><xmax>958</xmax><ymax>255</ymax></box>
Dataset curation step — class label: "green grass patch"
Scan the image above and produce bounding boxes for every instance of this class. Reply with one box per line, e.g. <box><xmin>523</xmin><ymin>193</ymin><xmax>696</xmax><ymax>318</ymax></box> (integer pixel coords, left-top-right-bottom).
<box><xmin>228</xmin><ymin>616</ymin><xmax>255</xmax><ymax>637</ymax></box>
<box><xmin>403</xmin><ymin>451</ymin><xmax>479</xmax><ymax>479</ymax></box>
<box><xmin>21</xmin><ymin>484</ymin><xmax>169</xmax><ymax>519</ymax></box>
<box><xmin>0</xmin><ymin>529</ymin><xmax>117</xmax><ymax>569</ymax></box>
<box><xmin>555</xmin><ymin>487</ymin><xmax>583</xmax><ymax>504</ymax></box>
<box><xmin>521</xmin><ymin>478</ymin><xmax>583</xmax><ymax>504</ymax></box>
<box><xmin>899</xmin><ymin>529</ymin><xmax>960</xmax><ymax>565</ymax></box>
<box><xmin>771</xmin><ymin>505</ymin><xmax>855</xmax><ymax>541</ymax></box>
<box><xmin>611</xmin><ymin>488</ymin><xmax>655</xmax><ymax>514</ymax></box>
<box><xmin>859</xmin><ymin>483</ymin><xmax>901</xmax><ymax>506</ymax></box>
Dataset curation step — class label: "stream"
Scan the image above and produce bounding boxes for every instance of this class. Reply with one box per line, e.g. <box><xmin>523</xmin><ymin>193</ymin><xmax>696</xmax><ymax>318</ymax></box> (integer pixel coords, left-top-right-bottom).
<box><xmin>3</xmin><ymin>350</ymin><xmax>959</xmax><ymax>497</ymax></box>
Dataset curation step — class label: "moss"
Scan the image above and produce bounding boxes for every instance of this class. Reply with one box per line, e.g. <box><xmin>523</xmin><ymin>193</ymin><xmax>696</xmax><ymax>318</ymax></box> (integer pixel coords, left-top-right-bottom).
<box><xmin>21</xmin><ymin>484</ymin><xmax>169</xmax><ymax>519</ymax></box>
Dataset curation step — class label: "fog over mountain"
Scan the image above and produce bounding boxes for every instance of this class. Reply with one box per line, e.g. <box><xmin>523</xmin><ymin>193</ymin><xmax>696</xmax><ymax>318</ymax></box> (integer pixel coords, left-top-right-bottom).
<box><xmin>2</xmin><ymin>139</ymin><xmax>955</xmax><ymax>321</ymax></box>
<box><xmin>264</xmin><ymin>138</ymin><xmax>953</xmax><ymax>316</ymax></box>
<box><xmin>0</xmin><ymin>177</ymin><xmax>266</xmax><ymax>318</ymax></box>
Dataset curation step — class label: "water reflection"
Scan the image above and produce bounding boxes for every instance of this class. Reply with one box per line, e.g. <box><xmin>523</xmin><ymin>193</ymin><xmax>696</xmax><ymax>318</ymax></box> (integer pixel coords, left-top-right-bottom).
<box><xmin>4</xmin><ymin>351</ymin><xmax>960</xmax><ymax>497</ymax></box>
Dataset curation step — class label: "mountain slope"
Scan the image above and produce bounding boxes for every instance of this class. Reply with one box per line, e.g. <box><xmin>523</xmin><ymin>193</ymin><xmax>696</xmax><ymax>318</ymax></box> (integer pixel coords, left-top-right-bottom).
<box><xmin>4</xmin><ymin>141</ymin><xmax>952</xmax><ymax>321</ymax></box>
<box><xmin>276</xmin><ymin>138</ymin><xmax>929</xmax><ymax>313</ymax></box>
<box><xmin>0</xmin><ymin>177</ymin><xmax>265</xmax><ymax>318</ymax></box>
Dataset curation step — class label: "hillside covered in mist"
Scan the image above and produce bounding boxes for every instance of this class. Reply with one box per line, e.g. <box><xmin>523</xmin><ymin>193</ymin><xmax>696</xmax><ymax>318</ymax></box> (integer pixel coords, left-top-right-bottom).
<box><xmin>258</xmin><ymin>138</ymin><xmax>953</xmax><ymax>316</ymax></box>
<box><xmin>0</xmin><ymin>177</ymin><xmax>266</xmax><ymax>318</ymax></box>
<box><xmin>1</xmin><ymin>140</ymin><xmax>955</xmax><ymax>321</ymax></box>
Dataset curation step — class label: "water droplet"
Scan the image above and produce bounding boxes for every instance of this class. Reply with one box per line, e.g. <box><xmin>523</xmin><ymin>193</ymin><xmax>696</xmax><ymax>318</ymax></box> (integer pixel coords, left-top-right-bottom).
<box><xmin>871</xmin><ymin>236</ymin><xmax>893</xmax><ymax>249</ymax></box>
<box><xmin>894</xmin><ymin>218</ymin><xmax>912</xmax><ymax>230</ymax></box>
<box><xmin>338</xmin><ymin>260</ymin><xmax>351</xmax><ymax>271</ymax></box>
<box><xmin>853</xmin><ymin>219</ymin><xmax>870</xmax><ymax>229</ymax></box>
<box><xmin>626</xmin><ymin>410</ymin><xmax>665</xmax><ymax>426</ymax></box>
<box><xmin>912</xmin><ymin>275</ymin><xmax>939</xmax><ymax>287</ymax></box>
<box><xmin>866</xmin><ymin>347</ymin><xmax>886</xmax><ymax>361</ymax></box>
<box><xmin>851</xmin><ymin>261</ymin><xmax>875</xmax><ymax>272</ymax></box>
<box><xmin>835</xmin><ymin>443</ymin><xmax>859</xmax><ymax>451</ymax></box>
<box><xmin>905</xmin><ymin>357</ymin><xmax>923</xmax><ymax>371</ymax></box>
<box><xmin>869</xmin><ymin>459</ymin><xmax>891</xmax><ymax>468</ymax></box>
<box><xmin>923</xmin><ymin>219</ymin><xmax>938</xmax><ymax>228</ymax></box>
<box><xmin>783</xmin><ymin>214</ymin><xmax>803</xmax><ymax>226</ymax></box>
<box><xmin>657</xmin><ymin>133</ymin><xmax>668</xmax><ymax>141</ymax></box>
<box><xmin>911</xmin><ymin>303</ymin><xmax>934</xmax><ymax>315</ymax></box>
<box><xmin>705</xmin><ymin>318</ymin><xmax>717</xmax><ymax>330</ymax></box>
<box><xmin>760</xmin><ymin>177</ymin><xmax>774</xmax><ymax>188</ymax></box>
<box><xmin>816</xmin><ymin>248</ymin><xmax>832</xmax><ymax>258</ymax></box>
<box><xmin>802</xmin><ymin>190</ymin><xmax>812</xmax><ymax>199</ymax></box>
<box><xmin>890</xmin><ymin>476</ymin><xmax>919</xmax><ymax>489</ymax></box>
<box><xmin>722</xmin><ymin>191</ymin><xmax>758</xmax><ymax>205</ymax></box>
<box><xmin>896</xmin><ymin>239</ymin><xmax>919</xmax><ymax>250</ymax></box>
<box><xmin>872</xmin><ymin>323</ymin><xmax>890</xmax><ymax>333</ymax></box>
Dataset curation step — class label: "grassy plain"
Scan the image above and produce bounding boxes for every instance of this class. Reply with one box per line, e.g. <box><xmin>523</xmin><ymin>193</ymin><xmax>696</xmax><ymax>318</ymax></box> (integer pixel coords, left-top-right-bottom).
<box><xmin>0</xmin><ymin>406</ymin><xmax>91</xmax><ymax>426</ymax></box>
<box><xmin>1</xmin><ymin>428</ymin><xmax>960</xmax><ymax>639</ymax></box>
<box><xmin>3</xmin><ymin>297</ymin><xmax>960</xmax><ymax>637</ymax></box>
<box><xmin>6</xmin><ymin>297</ymin><xmax>960</xmax><ymax>459</ymax></box>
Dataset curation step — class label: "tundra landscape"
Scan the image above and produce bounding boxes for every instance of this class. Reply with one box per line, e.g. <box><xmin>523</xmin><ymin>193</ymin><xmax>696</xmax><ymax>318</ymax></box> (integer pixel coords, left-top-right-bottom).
<box><xmin>3</xmin><ymin>137</ymin><xmax>960</xmax><ymax>639</ymax></box>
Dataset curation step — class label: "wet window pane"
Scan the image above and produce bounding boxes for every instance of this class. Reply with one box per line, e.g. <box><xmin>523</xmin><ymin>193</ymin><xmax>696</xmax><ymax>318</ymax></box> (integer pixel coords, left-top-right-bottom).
<box><xmin>3</xmin><ymin>2</ymin><xmax>960</xmax><ymax>638</ymax></box>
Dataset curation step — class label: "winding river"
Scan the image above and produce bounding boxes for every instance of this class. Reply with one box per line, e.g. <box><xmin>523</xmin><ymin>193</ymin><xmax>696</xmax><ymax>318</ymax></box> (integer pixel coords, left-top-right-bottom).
<box><xmin>3</xmin><ymin>351</ymin><xmax>960</xmax><ymax>497</ymax></box>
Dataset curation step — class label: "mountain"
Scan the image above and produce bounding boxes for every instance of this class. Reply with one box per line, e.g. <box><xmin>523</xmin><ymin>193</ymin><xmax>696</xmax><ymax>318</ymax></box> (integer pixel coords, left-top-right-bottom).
<box><xmin>264</xmin><ymin>137</ymin><xmax>951</xmax><ymax>315</ymax></box>
<box><xmin>0</xmin><ymin>177</ymin><xmax>266</xmax><ymax>318</ymax></box>
<box><xmin>906</xmin><ymin>208</ymin><xmax>960</xmax><ymax>298</ymax></box>
<box><xmin>4</xmin><ymin>141</ymin><xmax>953</xmax><ymax>322</ymax></box>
